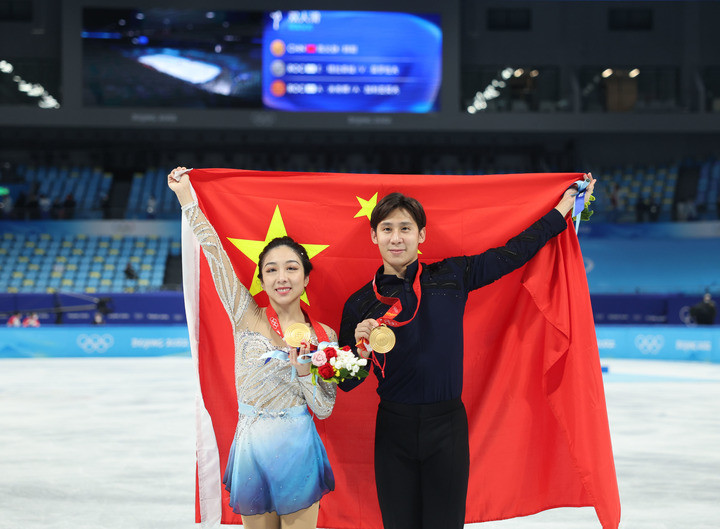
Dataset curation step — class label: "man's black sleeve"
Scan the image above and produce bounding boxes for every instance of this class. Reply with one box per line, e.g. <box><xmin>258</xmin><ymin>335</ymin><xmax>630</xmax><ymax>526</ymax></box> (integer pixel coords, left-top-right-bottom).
<box><xmin>465</xmin><ymin>208</ymin><xmax>568</xmax><ymax>291</ymax></box>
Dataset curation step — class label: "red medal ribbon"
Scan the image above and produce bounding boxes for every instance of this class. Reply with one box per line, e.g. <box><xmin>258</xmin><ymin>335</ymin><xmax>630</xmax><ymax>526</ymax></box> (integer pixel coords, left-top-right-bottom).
<box><xmin>371</xmin><ymin>264</ymin><xmax>423</xmax><ymax>327</ymax></box>
<box><xmin>265</xmin><ymin>304</ymin><xmax>329</xmax><ymax>346</ymax></box>
<box><xmin>358</xmin><ymin>264</ymin><xmax>423</xmax><ymax>377</ymax></box>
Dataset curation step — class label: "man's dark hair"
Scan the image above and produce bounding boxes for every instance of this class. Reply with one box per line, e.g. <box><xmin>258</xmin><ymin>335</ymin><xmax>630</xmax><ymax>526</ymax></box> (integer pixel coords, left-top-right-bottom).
<box><xmin>370</xmin><ymin>192</ymin><xmax>427</xmax><ymax>231</ymax></box>
<box><xmin>257</xmin><ymin>236</ymin><xmax>313</xmax><ymax>280</ymax></box>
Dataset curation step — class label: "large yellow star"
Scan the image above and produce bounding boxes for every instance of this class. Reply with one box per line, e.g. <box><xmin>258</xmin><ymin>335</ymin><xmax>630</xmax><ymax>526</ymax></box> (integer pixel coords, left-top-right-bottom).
<box><xmin>227</xmin><ymin>206</ymin><xmax>328</xmax><ymax>304</ymax></box>
<box><xmin>354</xmin><ymin>192</ymin><xmax>378</xmax><ymax>220</ymax></box>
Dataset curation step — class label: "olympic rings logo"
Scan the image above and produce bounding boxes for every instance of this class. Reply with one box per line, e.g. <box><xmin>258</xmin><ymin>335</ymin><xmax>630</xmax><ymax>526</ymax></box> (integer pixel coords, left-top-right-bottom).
<box><xmin>633</xmin><ymin>334</ymin><xmax>665</xmax><ymax>355</ymax></box>
<box><xmin>76</xmin><ymin>333</ymin><xmax>115</xmax><ymax>354</ymax></box>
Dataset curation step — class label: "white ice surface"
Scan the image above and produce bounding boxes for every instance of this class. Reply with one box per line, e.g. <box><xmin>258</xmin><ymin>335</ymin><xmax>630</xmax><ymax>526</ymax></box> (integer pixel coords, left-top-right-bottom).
<box><xmin>1</xmin><ymin>357</ymin><xmax>719</xmax><ymax>529</ymax></box>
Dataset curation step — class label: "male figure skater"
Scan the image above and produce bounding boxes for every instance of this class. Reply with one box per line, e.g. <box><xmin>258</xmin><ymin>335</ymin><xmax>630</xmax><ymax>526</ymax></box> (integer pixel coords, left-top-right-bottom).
<box><xmin>338</xmin><ymin>178</ymin><xmax>594</xmax><ymax>529</ymax></box>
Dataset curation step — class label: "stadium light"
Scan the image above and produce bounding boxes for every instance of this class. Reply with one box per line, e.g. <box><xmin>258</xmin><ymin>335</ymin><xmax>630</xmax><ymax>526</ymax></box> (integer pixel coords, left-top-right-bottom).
<box><xmin>0</xmin><ymin>59</ymin><xmax>61</xmax><ymax>109</ymax></box>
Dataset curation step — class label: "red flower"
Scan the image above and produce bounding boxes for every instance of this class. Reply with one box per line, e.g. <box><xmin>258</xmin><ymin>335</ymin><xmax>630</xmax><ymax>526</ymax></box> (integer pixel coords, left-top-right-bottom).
<box><xmin>318</xmin><ymin>363</ymin><xmax>335</xmax><ymax>379</ymax></box>
<box><xmin>341</xmin><ymin>345</ymin><xmax>351</xmax><ymax>351</ymax></box>
<box><xmin>323</xmin><ymin>347</ymin><xmax>338</xmax><ymax>361</ymax></box>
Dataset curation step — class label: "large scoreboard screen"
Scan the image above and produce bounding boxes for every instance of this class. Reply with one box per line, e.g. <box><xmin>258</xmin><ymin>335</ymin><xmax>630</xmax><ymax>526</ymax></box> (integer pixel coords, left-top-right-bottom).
<box><xmin>261</xmin><ymin>11</ymin><xmax>441</xmax><ymax>113</ymax></box>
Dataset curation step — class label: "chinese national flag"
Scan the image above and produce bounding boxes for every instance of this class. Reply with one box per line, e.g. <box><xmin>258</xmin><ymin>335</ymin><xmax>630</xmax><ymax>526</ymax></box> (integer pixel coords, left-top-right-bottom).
<box><xmin>181</xmin><ymin>169</ymin><xmax>620</xmax><ymax>529</ymax></box>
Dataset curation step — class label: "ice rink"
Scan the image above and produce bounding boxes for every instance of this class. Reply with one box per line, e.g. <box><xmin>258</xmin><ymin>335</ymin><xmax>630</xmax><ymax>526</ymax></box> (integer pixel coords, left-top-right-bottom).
<box><xmin>1</xmin><ymin>356</ymin><xmax>719</xmax><ymax>529</ymax></box>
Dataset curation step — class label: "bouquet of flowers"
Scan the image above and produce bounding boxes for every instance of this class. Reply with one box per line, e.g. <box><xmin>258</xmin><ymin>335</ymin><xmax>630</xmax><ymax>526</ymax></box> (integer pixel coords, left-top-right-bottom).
<box><xmin>309</xmin><ymin>342</ymin><xmax>369</xmax><ymax>385</ymax></box>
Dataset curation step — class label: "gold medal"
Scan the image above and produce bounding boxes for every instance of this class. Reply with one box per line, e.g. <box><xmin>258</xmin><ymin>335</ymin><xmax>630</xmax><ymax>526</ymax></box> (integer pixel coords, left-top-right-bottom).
<box><xmin>369</xmin><ymin>325</ymin><xmax>396</xmax><ymax>354</ymax></box>
<box><xmin>284</xmin><ymin>322</ymin><xmax>311</xmax><ymax>347</ymax></box>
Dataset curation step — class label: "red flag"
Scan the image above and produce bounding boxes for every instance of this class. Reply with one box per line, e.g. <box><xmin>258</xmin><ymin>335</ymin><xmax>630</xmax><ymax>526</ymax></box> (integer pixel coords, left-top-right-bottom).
<box><xmin>181</xmin><ymin>169</ymin><xmax>620</xmax><ymax>528</ymax></box>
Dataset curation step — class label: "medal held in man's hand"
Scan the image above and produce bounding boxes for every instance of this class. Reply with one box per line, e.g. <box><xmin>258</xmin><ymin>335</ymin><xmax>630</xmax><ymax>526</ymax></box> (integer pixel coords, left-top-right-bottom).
<box><xmin>284</xmin><ymin>323</ymin><xmax>312</xmax><ymax>347</ymax></box>
<box><xmin>369</xmin><ymin>325</ymin><xmax>396</xmax><ymax>354</ymax></box>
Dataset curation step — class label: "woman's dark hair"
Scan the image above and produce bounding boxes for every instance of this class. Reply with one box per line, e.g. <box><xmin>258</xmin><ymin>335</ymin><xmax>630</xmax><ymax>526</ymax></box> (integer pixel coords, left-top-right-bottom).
<box><xmin>257</xmin><ymin>236</ymin><xmax>313</xmax><ymax>280</ymax></box>
<box><xmin>370</xmin><ymin>192</ymin><xmax>427</xmax><ymax>231</ymax></box>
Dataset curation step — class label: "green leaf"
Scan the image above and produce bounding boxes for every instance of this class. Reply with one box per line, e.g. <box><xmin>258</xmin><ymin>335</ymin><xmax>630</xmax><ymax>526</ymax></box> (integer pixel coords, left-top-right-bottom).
<box><xmin>573</xmin><ymin>194</ymin><xmax>595</xmax><ymax>223</ymax></box>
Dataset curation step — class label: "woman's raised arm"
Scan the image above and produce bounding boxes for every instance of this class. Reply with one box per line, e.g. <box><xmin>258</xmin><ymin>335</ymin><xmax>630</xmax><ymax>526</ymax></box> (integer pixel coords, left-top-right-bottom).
<box><xmin>169</xmin><ymin>167</ymin><xmax>259</xmax><ymax>328</ymax></box>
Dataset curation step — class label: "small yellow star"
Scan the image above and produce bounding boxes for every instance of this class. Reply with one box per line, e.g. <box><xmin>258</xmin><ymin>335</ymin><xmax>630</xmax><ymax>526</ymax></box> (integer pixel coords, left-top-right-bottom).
<box><xmin>228</xmin><ymin>206</ymin><xmax>328</xmax><ymax>304</ymax></box>
<box><xmin>354</xmin><ymin>192</ymin><xmax>378</xmax><ymax>220</ymax></box>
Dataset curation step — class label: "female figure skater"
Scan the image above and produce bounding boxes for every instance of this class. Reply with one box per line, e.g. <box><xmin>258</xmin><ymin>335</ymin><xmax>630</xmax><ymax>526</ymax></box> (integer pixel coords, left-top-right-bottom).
<box><xmin>168</xmin><ymin>167</ymin><xmax>335</xmax><ymax>529</ymax></box>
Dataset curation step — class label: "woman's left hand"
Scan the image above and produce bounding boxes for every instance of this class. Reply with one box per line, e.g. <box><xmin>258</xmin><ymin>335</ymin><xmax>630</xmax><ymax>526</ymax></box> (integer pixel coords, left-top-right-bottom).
<box><xmin>168</xmin><ymin>166</ymin><xmax>194</xmax><ymax>206</ymax></box>
<box><xmin>290</xmin><ymin>343</ymin><xmax>312</xmax><ymax>377</ymax></box>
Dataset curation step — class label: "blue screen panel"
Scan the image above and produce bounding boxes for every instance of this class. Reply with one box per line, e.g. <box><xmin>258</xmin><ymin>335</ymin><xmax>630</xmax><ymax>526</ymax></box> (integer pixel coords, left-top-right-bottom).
<box><xmin>262</xmin><ymin>11</ymin><xmax>442</xmax><ymax>113</ymax></box>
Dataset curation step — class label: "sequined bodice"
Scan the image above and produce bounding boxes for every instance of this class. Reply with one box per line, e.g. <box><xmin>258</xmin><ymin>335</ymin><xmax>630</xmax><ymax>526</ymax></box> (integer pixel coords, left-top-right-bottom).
<box><xmin>234</xmin><ymin>330</ymin><xmax>330</xmax><ymax>414</ymax></box>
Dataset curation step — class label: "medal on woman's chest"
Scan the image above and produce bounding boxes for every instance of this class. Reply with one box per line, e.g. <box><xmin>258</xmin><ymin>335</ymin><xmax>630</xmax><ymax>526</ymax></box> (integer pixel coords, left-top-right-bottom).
<box><xmin>283</xmin><ymin>322</ymin><xmax>312</xmax><ymax>347</ymax></box>
<box><xmin>265</xmin><ymin>306</ymin><xmax>328</xmax><ymax>348</ymax></box>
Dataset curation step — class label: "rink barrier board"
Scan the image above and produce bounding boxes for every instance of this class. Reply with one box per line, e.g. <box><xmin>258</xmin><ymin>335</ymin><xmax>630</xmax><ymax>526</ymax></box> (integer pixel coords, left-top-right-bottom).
<box><xmin>595</xmin><ymin>325</ymin><xmax>720</xmax><ymax>363</ymax></box>
<box><xmin>0</xmin><ymin>325</ymin><xmax>190</xmax><ymax>358</ymax></box>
